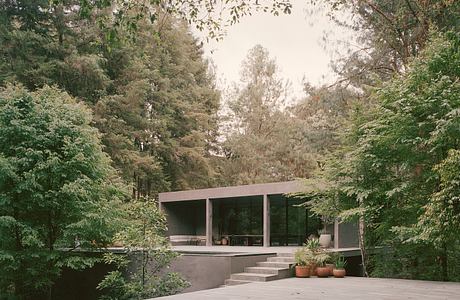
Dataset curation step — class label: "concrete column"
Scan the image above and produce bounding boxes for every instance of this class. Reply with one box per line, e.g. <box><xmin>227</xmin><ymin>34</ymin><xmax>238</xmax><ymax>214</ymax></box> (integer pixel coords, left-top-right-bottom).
<box><xmin>206</xmin><ymin>198</ymin><xmax>212</xmax><ymax>246</ymax></box>
<box><xmin>263</xmin><ymin>194</ymin><xmax>270</xmax><ymax>247</ymax></box>
<box><xmin>334</xmin><ymin>219</ymin><xmax>339</xmax><ymax>249</ymax></box>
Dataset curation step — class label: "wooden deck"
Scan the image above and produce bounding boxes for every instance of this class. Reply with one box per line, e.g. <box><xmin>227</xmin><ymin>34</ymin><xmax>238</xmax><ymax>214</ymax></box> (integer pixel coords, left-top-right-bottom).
<box><xmin>155</xmin><ymin>277</ymin><xmax>460</xmax><ymax>300</ymax></box>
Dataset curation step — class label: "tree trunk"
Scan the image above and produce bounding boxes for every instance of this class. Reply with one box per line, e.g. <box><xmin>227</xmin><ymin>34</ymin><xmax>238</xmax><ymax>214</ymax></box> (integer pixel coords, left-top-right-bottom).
<box><xmin>358</xmin><ymin>216</ymin><xmax>369</xmax><ymax>277</ymax></box>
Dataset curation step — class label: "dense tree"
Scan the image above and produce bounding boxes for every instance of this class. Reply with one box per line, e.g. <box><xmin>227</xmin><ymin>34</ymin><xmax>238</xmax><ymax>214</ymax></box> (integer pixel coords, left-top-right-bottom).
<box><xmin>218</xmin><ymin>45</ymin><xmax>328</xmax><ymax>185</ymax></box>
<box><xmin>94</xmin><ymin>16</ymin><xmax>221</xmax><ymax>194</ymax></box>
<box><xmin>0</xmin><ymin>85</ymin><xmax>126</xmax><ymax>299</ymax></box>
<box><xmin>309</xmin><ymin>32</ymin><xmax>460</xmax><ymax>281</ymax></box>
<box><xmin>1</xmin><ymin>1</ymin><xmax>222</xmax><ymax>195</ymax></box>
<box><xmin>314</xmin><ymin>0</ymin><xmax>460</xmax><ymax>88</ymax></box>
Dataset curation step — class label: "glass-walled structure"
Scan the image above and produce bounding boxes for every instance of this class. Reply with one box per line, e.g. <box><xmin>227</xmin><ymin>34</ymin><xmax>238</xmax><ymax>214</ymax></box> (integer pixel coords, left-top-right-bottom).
<box><xmin>270</xmin><ymin>195</ymin><xmax>321</xmax><ymax>246</ymax></box>
<box><xmin>212</xmin><ymin>196</ymin><xmax>263</xmax><ymax>246</ymax></box>
<box><xmin>159</xmin><ymin>181</ymin><xmax>359</xmax><ymax>248</ymax></box>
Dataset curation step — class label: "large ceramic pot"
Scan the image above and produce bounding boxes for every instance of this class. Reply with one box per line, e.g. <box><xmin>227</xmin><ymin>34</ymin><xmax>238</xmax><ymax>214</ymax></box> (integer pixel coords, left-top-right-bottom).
<box><xmin>333</xmin><ymin>268</ymin><xmax>346</xmax><ymax>278</ymax></box>
<box><xmin>295</xmin><ymin>265</ymin><xmax>310</xmax><ymax>278</ymax></box>
<box><xmin>316</xmin><ymin>266</ymin><xmax>330</xmax><ymax>278</ymax></box>
<box><xmin>319</xmin><ymin>234</ymin><xmax>332</xmax><ymax>248</ymax></box>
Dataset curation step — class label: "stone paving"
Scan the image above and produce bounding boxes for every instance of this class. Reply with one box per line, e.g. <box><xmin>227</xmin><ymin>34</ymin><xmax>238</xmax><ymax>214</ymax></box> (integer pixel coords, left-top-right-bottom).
<box><xmin>155</xmin><ymin>277</ymin><xmax>460</xmax><ymax>300</ymax></box>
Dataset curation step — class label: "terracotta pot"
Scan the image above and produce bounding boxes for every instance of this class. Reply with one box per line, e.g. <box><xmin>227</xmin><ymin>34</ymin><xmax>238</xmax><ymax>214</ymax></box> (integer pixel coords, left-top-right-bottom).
<box><xmin>326</xmin><ymin>263</ymin><xmax>334</xmax><ymax>276</ymax></box>
<box><xmin>295</xmin><ymin>265</ymin><xmax>310</xmax><ymax>278</ymax></box>
<box><xmin>309</xmin><ymin>263</ymin><xmax>317</xmax><ymax>276</ymax></box>
<box><xmin>316</xmin><ymin>266</ymin><xmax>330</xmax><ymax>277</ymax></box>
<box><xmin>333</xmin><ymin>268</ymin><xmax>346</xmax><ymax>278</ymax></box>
<box><xmin>221</xmin><ymin>238</ymin><xmax>228</xmax><ymax>245</ymax></box>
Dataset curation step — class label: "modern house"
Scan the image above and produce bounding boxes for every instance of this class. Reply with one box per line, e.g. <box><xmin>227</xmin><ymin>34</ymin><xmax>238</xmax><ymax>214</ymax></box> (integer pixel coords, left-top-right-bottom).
<box><xmin>159</xmin><ymin>180</ymin><xmax>359</xmax><ymax>249</ymax></box>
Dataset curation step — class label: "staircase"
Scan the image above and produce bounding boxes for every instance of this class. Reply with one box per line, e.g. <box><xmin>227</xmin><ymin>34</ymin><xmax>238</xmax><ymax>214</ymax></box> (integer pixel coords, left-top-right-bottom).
<box><xmin>224</xmin><ymin>253</ymin><xmax>295</xmax><ymax>286</ymax></box>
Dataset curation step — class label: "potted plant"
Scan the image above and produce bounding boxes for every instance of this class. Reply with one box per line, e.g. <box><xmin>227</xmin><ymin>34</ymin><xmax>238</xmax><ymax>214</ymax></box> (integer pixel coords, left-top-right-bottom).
<box><xmin>294</xmin><ymin>247</ymin><xmax>313</xmax><ymax>278</ymax></box>
<box><xmin>333</xmin><ymin>255</ymin><xmax>347</xmax><ymax>278</ymax></box>
<box><xmin>314</xmin><ymin>252</ymin><xmax>331</xmax><ymax>277</ymax></box>
<box><xmin>325</xmin><ymin>260</ymin><xmax>335</xmax><ymax>276</ymax></box>
<box><xmin>305</xmin><ymin>238</ymin><xmax>321</xmax><ymax>275</ymax></box>
<box><xmin>326</xmin><ymin>252</ymin><xmax>340</xmax><ymax>276</ymax></box>
<box><xmin>318</xmin><ymin>228</ymin><xmax>332</xmax><ymax>248</ymax></box>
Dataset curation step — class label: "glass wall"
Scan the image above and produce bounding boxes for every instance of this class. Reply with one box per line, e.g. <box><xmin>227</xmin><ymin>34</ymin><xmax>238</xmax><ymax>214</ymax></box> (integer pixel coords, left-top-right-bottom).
<box><xmin>212</xmin><ymin>196</ymin><xmax>263</xmax><ymax>246</ymax></box>
<box><xmin>270</xmin><ymin>195</ymin><xmax>321</xmax><ymax>246</ymax></box>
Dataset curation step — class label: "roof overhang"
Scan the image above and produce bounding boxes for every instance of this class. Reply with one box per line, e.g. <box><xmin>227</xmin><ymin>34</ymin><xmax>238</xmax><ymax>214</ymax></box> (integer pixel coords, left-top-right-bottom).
<box><xmin>159</xmin><ymin>180</ymin><xmax>321</xmax><ymax>203</ymax></box>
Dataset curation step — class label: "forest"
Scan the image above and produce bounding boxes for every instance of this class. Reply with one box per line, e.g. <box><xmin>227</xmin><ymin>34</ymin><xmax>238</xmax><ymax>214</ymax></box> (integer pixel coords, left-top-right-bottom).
<box><xmin>0</xmin><ymin>0</ymin><xmax>460</xmax><ymax>299</ymax></box>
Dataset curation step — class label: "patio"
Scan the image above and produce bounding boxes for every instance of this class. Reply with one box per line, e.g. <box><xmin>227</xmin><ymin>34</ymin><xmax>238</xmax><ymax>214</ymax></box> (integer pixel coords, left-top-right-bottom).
<box><xmin>155</xmin><ymin>277</ymin><xmax>460</xmax><ymax>300</ymax></box>
<box><xmin>172</xmin><ymin>245</ymin><xmax>361</xmax><ymax>256</ymax></box>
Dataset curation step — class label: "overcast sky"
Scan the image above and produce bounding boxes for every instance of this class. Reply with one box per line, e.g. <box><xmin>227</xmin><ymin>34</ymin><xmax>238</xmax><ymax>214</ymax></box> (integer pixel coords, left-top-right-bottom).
<box><xmin>194</xmin><ymin>0</ymin><xmax>355</xmax><ymax>100</ymax></box>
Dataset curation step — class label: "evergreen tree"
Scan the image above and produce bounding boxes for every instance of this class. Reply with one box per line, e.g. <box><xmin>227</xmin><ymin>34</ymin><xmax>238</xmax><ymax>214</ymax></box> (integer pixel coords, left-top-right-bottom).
<box><xmin>219</xmin><ymin>45</ymin><xmax>320</xmax><ymax>184</ymax></box>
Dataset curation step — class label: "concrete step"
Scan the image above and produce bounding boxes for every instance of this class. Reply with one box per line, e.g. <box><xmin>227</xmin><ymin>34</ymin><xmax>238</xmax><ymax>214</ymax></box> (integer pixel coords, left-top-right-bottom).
<box><xmin>257</xmin><ymin>261</ymin><xmax>294</xmax><ymax>268</ymax></box>
<box><xmin>245</xmin><ymin>266</ymin><xmax>292</xmax><ymax>278</ymax></box>
<box><xmin>230</xmin><ymin>272</ymin><xmax>278</xmax><ymax>282</ymax></box>
<box><xmin>277</xmin><ymin>253</ymin><xmax>295</xmax><ymax>258</ymax></box>
<box><xmin>267</xmin><ymin>256</ymin><xmax>296</xmax><ymax>263</ymax></box>
<box><xmin>224</xmin><ymin>279</ymin><xmax>252</xmax><ymax>286</ymax></box>
<box><xmin>245</xmin><ymin>266</ymin><xmax>284</xmax><ymax>274</ymax></box>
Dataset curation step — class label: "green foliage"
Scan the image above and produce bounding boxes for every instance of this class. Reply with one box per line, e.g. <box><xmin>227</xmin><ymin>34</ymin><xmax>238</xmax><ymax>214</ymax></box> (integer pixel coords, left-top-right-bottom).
<box><xmin>305</xmin><ymin>238</ymin><xmax>321</xmax><ymax>251</ymax></box>
<box><xmin>48</xmin><ymin>0</ymin><xmax>292</xmax><ymax>41</ymax></box>
<box><xmin>315</xmin><ymin>0</ymin><xmax>460</xmax><ymax>88</ymax></box>
<box><xmin>218</xmin><ymin>45</ymin><xmax>323</xmax><ymax>185</ymax></box>
<box><xmin>313</xmin><ymin>31</ymin><xmax>460</xmax><ymax>281</ymax></box>
<box><xmin>97</xmin><ymin>198</ymin><xmax>189</xmax><ymax>299</ymax></box>
<box><xmin>334</xmin><ymin>255</ymin><xmax>347</xmax><ymax>269</ymax></box>
<box><xmin>1</xmin><ymin>1</ymin><xmax>222</xmax><ymax>195</ymax></box>
<box><xmin>294</xmin><ymin>247</ymin><xmax>315</xmax><ymax>266</ymax></box>
<box><xmin>0</xmin><ymin>85</ymin><xmax>127</xmax><ymax>299</ymax></box>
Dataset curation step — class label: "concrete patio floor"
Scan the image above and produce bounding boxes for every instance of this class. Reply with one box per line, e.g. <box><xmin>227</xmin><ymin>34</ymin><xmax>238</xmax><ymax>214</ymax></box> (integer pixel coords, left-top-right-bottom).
<box><xmin>155</xmin><ymin>277</ymin><xmax>460</xmax><ymax>300</ymax></box>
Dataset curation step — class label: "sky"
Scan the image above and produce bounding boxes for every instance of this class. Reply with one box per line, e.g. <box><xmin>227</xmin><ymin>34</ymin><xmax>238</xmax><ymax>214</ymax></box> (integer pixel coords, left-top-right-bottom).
<box><xmin>193</xmin><ymin>0</ymin><xmax>355</xmax><ymax>100</ymax></box>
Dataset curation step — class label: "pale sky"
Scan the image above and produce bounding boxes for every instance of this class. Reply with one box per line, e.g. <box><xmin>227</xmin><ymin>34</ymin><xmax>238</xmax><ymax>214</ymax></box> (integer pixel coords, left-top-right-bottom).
<box><xmin>193</xmin><ymin>0</ymin><xmax>355</xmax><ymax>100</ymax></box>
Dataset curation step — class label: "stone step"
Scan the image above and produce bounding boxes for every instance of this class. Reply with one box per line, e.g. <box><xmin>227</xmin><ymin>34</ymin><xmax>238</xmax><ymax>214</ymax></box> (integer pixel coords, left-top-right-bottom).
<box><xmin>224</xmin><ymin>279</ymin><xmax>252</xmax><ymax>286</ymax></box>
<box><xmin>245</xmin><ymin>266</ymin><xmax>284</xmax><ymax>274</ymax></box>
<box><xmin>267</xmin><ymin>256</ymin><xmax>296</xmax><ymax>263</ymax></box>
<box><xmin>277</xmin><ymin>252</ymin><xmax>295</xmax><ymax>258</ymax></box>
<box><xmin>257</xmin><ymin>261</ymin><xmax>294</xmax><ymax>268</ymax></box>
<box><xmin>230</xmin><ymin>272</ymin><xmax>278</xmax><ymax>282</ymax></box>
<box><xmin>245</xmin><ymin>266</ymin><xmax>292</xmax><ymax>278</ymax></box>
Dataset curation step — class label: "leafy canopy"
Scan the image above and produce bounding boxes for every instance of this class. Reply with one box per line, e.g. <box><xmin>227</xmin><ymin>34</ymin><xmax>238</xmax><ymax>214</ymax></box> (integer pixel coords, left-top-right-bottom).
<box><xmin>0</xmin><ymin>85</ymin><xmax>127</xmax><ymax>299</ymax></box>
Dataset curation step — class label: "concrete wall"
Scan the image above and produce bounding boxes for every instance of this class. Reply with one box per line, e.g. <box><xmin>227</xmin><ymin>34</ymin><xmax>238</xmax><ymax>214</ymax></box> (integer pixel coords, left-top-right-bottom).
<box><xmin>168</xmin><ymin>253</ymin><xmax>275</xmax><ymax>292</ymax></box>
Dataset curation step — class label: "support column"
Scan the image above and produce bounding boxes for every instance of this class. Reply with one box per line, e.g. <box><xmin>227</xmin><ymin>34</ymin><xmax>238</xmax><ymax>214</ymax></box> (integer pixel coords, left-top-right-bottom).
<box><xmin>263</xmin><ymin>194</ymin><xmax>270</xmax><ymax>247</ymax></box>
<box><xmin>334</xmin><ymin>219</ymin><xmax>339</xmax><ymax>249</ymax></box>
<box><xmin>206</xmin><ymin>198</ymin><xmax>212</xmax><ymax>246</ymax></box>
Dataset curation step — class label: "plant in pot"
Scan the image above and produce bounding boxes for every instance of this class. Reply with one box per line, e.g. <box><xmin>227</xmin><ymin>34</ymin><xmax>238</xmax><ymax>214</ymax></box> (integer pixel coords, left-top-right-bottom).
<box><xmin>314</xmin><ymin>252</ymin><xmax>331</xmax><ymax>278</ymax></box>
<box><xmin>305</xmin><ymin>238</ymin><xmax>321</xmax><ymax>275</ymax></box>
<box><xmin>325</xmin><ymin>257</ymin><xmax>335</xmax><ymax>276</ymax></box>
<box><xmin>333</xmin><ymin>255</ymin><xmax>347</xmax><ymax>278</ymax></box>
<box><xmin>294</xmin><ymin>247</ymin><xmax>314</xmax><ymax>278</ymax></box>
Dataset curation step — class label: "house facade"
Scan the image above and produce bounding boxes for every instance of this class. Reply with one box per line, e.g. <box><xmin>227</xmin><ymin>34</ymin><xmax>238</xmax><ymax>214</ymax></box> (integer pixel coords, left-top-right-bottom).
<box><xmin>159</xmin><ymin>181</ymin><xmax>359</xmax><ymax>248</ymax></box>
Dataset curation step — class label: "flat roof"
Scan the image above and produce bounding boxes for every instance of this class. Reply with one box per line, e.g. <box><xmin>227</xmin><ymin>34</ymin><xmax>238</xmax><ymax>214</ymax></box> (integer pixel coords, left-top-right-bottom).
<box><xmin>159</xmin><ymin>180</ymin><xmax>323</xmax><ymax>203</ymax></box>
